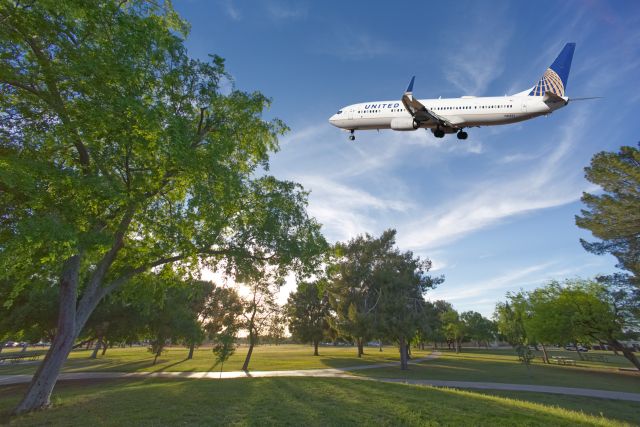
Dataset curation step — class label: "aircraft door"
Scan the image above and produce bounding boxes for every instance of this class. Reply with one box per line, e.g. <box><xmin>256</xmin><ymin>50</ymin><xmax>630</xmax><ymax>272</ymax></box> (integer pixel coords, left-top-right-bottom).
<box><xmin>347</xmin><ymin>109</ymin><xmax>354</xmax><ymax>120</ymax></box>
<box><xmin>521</xmin><ymin>102</ymin><xmax>528</xmax><ymax>113</ymax></box>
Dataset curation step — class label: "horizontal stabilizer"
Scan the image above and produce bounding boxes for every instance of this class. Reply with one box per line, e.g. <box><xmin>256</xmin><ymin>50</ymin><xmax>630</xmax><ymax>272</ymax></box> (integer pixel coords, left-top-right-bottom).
<box><xmin>543</xmin><ymin>91</ymin><xmax>566</xmax><ymax>104</ymax></box>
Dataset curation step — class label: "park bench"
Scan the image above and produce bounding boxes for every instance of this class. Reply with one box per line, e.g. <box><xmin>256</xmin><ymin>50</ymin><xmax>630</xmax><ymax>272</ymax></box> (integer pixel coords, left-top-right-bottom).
<box><xmin>550</xmin><ymin>356</ymin><xmax>576</xmax><ymax>366</ymax></box>
<box><xmin>0</xmin><ymin>351</ymin><xmax>44</xmax><ymax>364</ymax></box>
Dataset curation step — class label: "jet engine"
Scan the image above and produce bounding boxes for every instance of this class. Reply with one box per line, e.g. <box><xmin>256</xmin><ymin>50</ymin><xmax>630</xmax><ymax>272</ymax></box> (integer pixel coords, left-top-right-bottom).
<box><xmin>390</xmin><ymin>118</ymin><xmax>419</xmax><ymax>131</ymax></box>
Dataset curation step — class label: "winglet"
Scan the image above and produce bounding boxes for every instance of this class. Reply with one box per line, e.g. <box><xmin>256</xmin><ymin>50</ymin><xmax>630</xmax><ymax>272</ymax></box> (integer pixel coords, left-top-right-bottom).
<box><xmin>406</xmin><ymin>76</ymin><xmax>415</xmax><ymax>93</ymax></box>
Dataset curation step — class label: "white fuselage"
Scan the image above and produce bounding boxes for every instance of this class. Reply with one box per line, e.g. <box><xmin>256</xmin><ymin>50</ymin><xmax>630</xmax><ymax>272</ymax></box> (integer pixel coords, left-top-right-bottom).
<box><xmin>329</xmin><ymin>95</ymin><xmax>567</xmax><ymax>132</ymax></box>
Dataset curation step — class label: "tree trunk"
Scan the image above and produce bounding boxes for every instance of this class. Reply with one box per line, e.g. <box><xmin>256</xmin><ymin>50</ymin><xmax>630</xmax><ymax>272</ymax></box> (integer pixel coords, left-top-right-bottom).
<box><xmin>101</xmin><ymin>343</ymin><xmax>108</xmax><ymax>356</ymax></box>
<box><xmin>357</xmin><ymin>338</ymin><xmax>364</xmax><ymax>358</ymax></box>
<box><xmin>406</xmin><ymin>342</ymin><xmax>412</xmax><ymax>359</ymax></box>
<box><xmin>242</xmin><ymin>342</ymin><xmax>255</xmax><ymax>371</ymax></box>
<box><xmin>187</xmin><ymin>343</ymin><xmax>195</xmax><ymax>360</ymax></box>
<box><xmin>90</xmin><ymin>337</ymin><xmax>103</xmax><ymax>359</ymax></box>
<box><xmin>0</xmin><ymin>341</ymin><xmax>5</xmax><ymax>355</ymax></box>
<box><xmin>609</xmin><ymin>339</ymin><xmax>640</xmax><ymax>370</ymax></box>
<box><xmin>455</xmin><ymin>340</ymin><xmax>461</xmax><ymax>354</ymax></box>
<box><xmin>399</xmin><ymin>337</ymin><xmax>408</xmax><ymax>370</ymax></box>
<box><xmin>21</xmin><ymin>343</ymin><xmax>28</xmax><ymax>353</ymax></box>
<box><xmin>313</xmin><ymin>340</ymin><xmax>319</xmax><ymax>356</ymax></box>
<box><xmin>13</xmin><ymin>256</ymin><xmax>81</xmax><ymax>415</ymax></box>
<box><xmin>379</xmin><ymin>340</ymin><xmax>383</xmax><ymax>352</ymax></box>
<box><xmin>540</xmin><ymin>343</ymin><xmax>549</xmax><ymax>364</ymax></box>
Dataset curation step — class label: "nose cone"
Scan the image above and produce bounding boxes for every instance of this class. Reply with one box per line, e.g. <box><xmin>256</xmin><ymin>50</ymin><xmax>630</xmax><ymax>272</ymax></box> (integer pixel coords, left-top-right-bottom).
<box><xmin>329</xmin><ymin>108</ymin><xmax>345</xmax><ymax>127</ymax></box>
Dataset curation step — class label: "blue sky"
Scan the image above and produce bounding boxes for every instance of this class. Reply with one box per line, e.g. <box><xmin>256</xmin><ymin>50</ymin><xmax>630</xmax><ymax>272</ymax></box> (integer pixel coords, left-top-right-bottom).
<box><xmin>177</xmin><ymin>0</ymin><xmax>640</xmax><ymax>317</ymax></box>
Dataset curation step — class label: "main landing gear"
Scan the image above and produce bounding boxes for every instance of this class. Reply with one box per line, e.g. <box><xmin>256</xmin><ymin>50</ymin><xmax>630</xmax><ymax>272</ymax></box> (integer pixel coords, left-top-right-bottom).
<box><xmin>434</xmin><ymin>129</ymin><xmax>445</xmax><ymax>138</ymax></box>
<box><xmin>348</xmin><ymin>129</ymin><xmax>355</xmax><ymax>141</ymax></box>
<box><xmin>456</xmin><ymin>130</ymin><xmax>468</xmax><ymax>140</ymax></box>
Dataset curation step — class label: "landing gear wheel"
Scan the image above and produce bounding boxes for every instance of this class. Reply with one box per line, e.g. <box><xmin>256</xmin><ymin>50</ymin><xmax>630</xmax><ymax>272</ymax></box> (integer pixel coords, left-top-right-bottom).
<box><xmin>457</xmin><ymin>131</ymin><xmax>468</xmax><ymax>140</ymax></box>
<box><xmin>349</xmin><ymin>130</ymin><xmax>355</xmax><ymax>141</ymax></box>
<box><xmin>434</xmin><ymin>129</ymin><xmax>445</xmax><ymax>138</ymax></box>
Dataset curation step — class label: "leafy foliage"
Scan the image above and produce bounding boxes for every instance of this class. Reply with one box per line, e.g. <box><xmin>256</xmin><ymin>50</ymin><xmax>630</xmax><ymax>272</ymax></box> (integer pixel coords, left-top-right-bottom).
<box><xmin>0</xmin><ymin>0</ymin><xmax>326</xmax><ymax>412</ymax></box>
<box><xmin>576</xmin><ymin>144</ymin><xmax>640</xmax><ymax>285</ymax></box>
<box><xmin>285</xmin><ymin>280</ymin><xmax>331</xmax><ymax>355</ymax></box>
<box><xmin>326</xmin><ymin>230</ymin><xmax>442</xmax><ymax>364</ymax></box>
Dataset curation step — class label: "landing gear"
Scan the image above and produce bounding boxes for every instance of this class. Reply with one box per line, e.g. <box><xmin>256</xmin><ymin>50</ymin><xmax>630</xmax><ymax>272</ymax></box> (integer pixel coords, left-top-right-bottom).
<box><xmin>457</xmin><ymin>130</ymin><xmax>468</xmax><ymax>140</ymax></box>
<box><xmin>348</xmin><ymin>130</ymin><xmax>355</xmax><ymax>141</ymax></box>
<box><xmin>434</xmin><ymin>129</ymin><xmax>445</xmax><ymax>138</ymax></box>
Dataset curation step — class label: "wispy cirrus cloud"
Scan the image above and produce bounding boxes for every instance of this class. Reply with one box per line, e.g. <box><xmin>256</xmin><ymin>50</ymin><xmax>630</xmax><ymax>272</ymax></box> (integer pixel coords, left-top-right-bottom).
<box><xmin>300</xmin><ymin>175</ymin><xmax>414</xmax><ymax>242</ymax></box>
<box><xmin>442</xmin><ymin>5</ymin><xmax>513</xmax><ymax>95</ymax></box>
<box><xmin>428</xmin><ymin>261</ymin><xmax>556</xmax><ymax>303</ymax></box>
<box><xmin>265</xmin><ymin>1</ymin><xmax>309</xmax><ymax>21</ymax></box>
<box><xmin>220</xmin><ymin>0</ymin><xmax>241</xmax><ymax>20</ymax></box>
<box><xmin>316</xmin><ymin>31</ymin><xmax>394</xmax><ymax>60</ymax></box>
<box><xmin>397</xmin><ymin>110</ymin><xmax>589</xmax><ymax>252</ymax></box>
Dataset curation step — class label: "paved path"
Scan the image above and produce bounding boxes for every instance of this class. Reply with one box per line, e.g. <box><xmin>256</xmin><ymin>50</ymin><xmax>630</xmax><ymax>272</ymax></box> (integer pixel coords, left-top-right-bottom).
<box><xmin>2</xmin><ymin>351</ymin><xmax>639</xmax><ymax>402</ymax></box>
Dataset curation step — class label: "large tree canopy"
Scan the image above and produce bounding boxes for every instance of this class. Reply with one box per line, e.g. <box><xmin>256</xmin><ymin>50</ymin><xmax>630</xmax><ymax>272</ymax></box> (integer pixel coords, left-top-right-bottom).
<box><xmin>0</xmin><ymin>0</ymin><xmax>326</xmax><ymax>413</ymax></box>
<box><xmin>576</xmin><ymin>144</ymin><xmax>640</xmax><ymax>284</ymax></box>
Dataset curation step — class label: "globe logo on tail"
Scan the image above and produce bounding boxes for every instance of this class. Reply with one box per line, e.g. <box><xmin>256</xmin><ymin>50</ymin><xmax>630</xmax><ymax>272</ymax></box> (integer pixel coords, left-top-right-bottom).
<box><xmin>529</xmin><ymin>68</ymin><xmax>565</xmax><ymax>97</ymax></box>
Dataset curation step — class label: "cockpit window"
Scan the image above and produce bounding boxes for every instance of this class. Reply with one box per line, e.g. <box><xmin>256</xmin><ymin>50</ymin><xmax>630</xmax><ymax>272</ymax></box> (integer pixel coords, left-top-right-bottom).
<box><xmin>336</xmin><ymin>110</ymin><xmax>342</xmax><ymax>114</ymax></box>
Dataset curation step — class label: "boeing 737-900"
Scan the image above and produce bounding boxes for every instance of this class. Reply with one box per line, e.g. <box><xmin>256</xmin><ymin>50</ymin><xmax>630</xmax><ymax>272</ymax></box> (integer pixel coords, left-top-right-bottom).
<box><xmin>329</xmin><ymin>43</ymin><xmax>586</xmax><ymax>140</ymax></box>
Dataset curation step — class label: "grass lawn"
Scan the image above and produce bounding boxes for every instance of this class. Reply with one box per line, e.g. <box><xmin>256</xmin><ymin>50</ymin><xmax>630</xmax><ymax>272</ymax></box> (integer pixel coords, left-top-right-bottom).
<box><xmin>0</xmin><ymin>344</ymin><xmax>432</xmax><ymax>375</ymax></box>
<box><xmin>0</xmin><ymin>377</ymin><xmax>633</xmax><ymax>426</ymax></box>
<box><xmin>353</xmin><ymin>348</ymin><xmax>640</xmax><ymax>393</ymax></box>
<box><xmin>473</xmin><ymin>390</ymin><xmax>640</xmax><ymax>426</ymax></box>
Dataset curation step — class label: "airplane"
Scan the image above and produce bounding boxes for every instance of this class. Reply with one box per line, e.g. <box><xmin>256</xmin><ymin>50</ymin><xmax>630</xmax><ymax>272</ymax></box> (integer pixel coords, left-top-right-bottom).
<box><xmin>329</xmin><ymin>43</ymin><xmax>591</xmax><ymax>141</ymax></box>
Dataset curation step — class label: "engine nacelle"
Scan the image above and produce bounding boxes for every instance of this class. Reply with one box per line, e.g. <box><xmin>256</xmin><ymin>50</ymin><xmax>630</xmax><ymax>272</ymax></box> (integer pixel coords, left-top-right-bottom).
<box><xmin>390</xmin><ymin>118</ymin><xmax>419</xmax><ymax>131</ymax></box>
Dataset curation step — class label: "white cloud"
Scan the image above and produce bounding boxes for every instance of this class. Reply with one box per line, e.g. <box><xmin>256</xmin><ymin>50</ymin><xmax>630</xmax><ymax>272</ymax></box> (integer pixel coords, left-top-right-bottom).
<box><xmin>265</xmin><ymin>1</ymin><xmax>308</xmax><ymax>21</ymax></box>
<box><xmin>428</xmin><ymin>261</ymin><xmax>556</xmax><ymax>303</ymax></box>
<box><xmin>317</xmin><ymin>32</ymin><xmax>393</xmax><ymax>61</ymax></box>
<box><xmin>442</xmin><ymin>6</ymin><xmax>513</xmax><ymax>95</ymax></box>
<box><xmin>301</xmin><ymin>175</ymin><xmax>415</xmax><ymax>242</ymax></box>
<box><xmin>397</xmin><ymin>110</ymin><xmax>589</xmax><ymax>252</ymax></box>
<box><xmin>220</xmin><ymin>0</ymin><xmax>241</xmax><ymax>21</ymax></box>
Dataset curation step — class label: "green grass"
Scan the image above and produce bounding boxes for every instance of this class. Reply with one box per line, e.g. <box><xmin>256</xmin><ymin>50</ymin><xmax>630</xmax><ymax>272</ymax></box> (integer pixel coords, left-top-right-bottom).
<box><xmin>0</xmin><ymin>377</ymin><xmax>633</xmax><ymax>426</ymax></box>
<box><xmin>353</xmin><ymin>348</ymin><xmax>640</xmax><ymax>393</ymax></box>
<box><xmin>472</xmin><ymin>390</ymin><xmax>640</xmax><ymax>426</ymax></box>
<box><xmin>0</xmin><ymin>344</ymin><xmax>431</xmax><ymax>375</ymax></box>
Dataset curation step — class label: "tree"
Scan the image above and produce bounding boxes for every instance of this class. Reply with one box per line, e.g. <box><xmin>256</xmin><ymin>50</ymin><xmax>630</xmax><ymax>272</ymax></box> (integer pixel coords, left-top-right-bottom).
<box><xmin>441</xmin><ymin>309</ymin><xmax>465</xmax><ymax>353</ymax></box>
<box><xmin>326</xmin><ymin>231</ymin><xmax>395</xmax><ymax>358</ymax></box>
<box><xmin>554</xmin><ymin>278</ymin><xmax>640</xmax><ymax>369</ymax></box>
<box><xmin>285</xmin><ymin>280</ymin><xmax>331</xmax><ymax>356</ymax></box>
<box><xmin>419</xmin><ymin>300</ymin><xmax>451</xmax><ymax>349</ymax></box>
<box><xmin>372</xmin><ymin>241</ymin><xmax>440</xmax><ymax>370</ymax></box>
<box><xmin>0</xmin><ymin>1</ymin><xmax>325</xmax><ymax>413</ymax></box>
<box><xmin>241</xmin><ymin>276</ymin><xmax>280</xmax><ymax>371</ymax></box>
<box><xmin>461</xmin><ymin>311</ymin><xmax>496</xmax><ymax>348</ymax></box>
<box><xmin>576</xmin><ymin>144</ymin><xmax>640</xmax><ymax>286</ymax></box>
<box><xmin>203</xmin><ymin>286</ymin><xmax>244</xmax><ymax>373</ymax></box>
<box><xmin>520</xmin><ymin>285</ymin><xmax>573</xmax><ymax>364</ymax></box>
<box><xmin>493</xmin><ymin>300</ymin><xmax>527</xmax><ymax>348</ymax></box>
<box><xmin>144</xmin><ymin>272</ymin><xmax>205</xmax><ymax>365</ymax></box>
<box><xmin>0</xmin><ymin>279</ymin><xmax>58</xmax><ymax>346</ymax></box>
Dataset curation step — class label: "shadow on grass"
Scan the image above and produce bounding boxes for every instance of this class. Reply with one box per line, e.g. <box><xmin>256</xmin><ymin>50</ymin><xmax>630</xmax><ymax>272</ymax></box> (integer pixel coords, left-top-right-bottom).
<box><xmin>1</xmin><ymin>377</ymin><xmax>635</xmax><ymax>425</ymax></box>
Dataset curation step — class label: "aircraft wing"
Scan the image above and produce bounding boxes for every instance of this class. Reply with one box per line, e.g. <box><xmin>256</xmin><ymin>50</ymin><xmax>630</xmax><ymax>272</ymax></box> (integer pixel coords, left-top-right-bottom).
<box><xmin>401</xmin><ymin>76</ymin><xmax>456</xmax><ymax>128</ymax></box>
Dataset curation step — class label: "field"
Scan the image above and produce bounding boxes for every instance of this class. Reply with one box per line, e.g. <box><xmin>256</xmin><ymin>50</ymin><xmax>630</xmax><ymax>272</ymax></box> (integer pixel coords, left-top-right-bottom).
<box><xmin>0</xmin><ymin>378</ymin><xmax>635</xmax><ymax>426</ymax></box>
<box><xmin>1</xmin><ymin>345</ymin><xmax>638</xmax><ymax>425</ymax></box>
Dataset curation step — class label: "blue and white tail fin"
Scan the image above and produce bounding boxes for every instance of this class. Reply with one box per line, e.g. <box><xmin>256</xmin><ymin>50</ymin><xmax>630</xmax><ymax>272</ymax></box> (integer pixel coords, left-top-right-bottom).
<box><xmin>529</xmin><ymin>43</ymin><xmax>575</xmax><ymax>97</ymax></box>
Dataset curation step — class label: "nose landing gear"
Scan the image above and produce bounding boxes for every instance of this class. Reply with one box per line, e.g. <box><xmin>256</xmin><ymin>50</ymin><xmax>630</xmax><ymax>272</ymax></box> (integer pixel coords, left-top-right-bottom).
<box><xmin>348</xmin><ymin>129</ymin><xmax>355</xmax><ymax>141</ymax></box>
